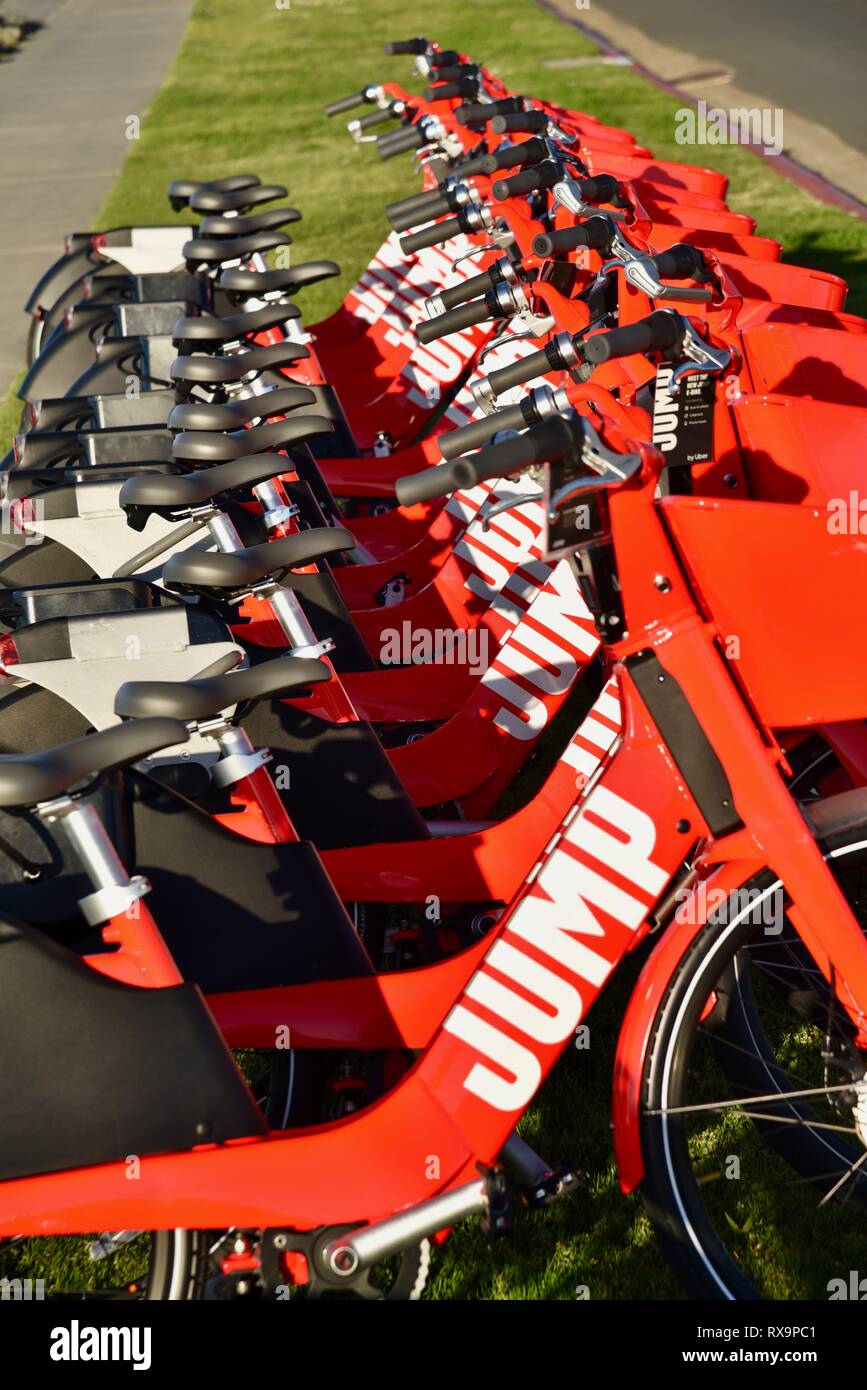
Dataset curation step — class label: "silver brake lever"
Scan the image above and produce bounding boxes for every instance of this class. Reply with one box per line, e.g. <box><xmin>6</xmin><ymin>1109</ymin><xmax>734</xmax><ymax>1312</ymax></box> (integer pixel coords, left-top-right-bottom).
<box><xmin>552</xmin><ymin>179</ymin><xmax>627</xmax><ymax>223</ymax></box>
<box><xmin>547</xmin><ymin>427</ymin><xmax>643</xmax><ymax>517</ymax></box>
<box><xmin>625</xmin><ymin>255</ymin><xmax>712</xmax><ymax>302</ymax></box>
<box><xmin>448</xmin><ymin>220</ymin><xmax>515</xmax><ymax>264</ymax></box>
<box><xmin>607</xmin><ymin>227</ymin><xmax>713</xmax><ymax>302</ymax></box>
<box><xmin>479</xmin><ymin>328</ymin><xmax>533</xmax><ymax>365</ymax></box>
<box><xmin>450</xmin><ymin>242</ymin><xmax>495</xmax><ymax>271</ymax></box>
<box><xmin>482</xmin><ymin>491</ymin><xmax>544</xmax><ymax>529</ymax></box>
<box><xmin>477</xmin><ymin>311</ymin><xmax>555</xmax><ymax>365</ymax></box>
<box><xmin>668</xmin><ymin>321</ymin><xmax>731</xmax><ymax>394</ymax></box>
<box><xmin>546</xmin><ymin>121</ymin><xmax>577</xmax><ymax>147</ymax></box>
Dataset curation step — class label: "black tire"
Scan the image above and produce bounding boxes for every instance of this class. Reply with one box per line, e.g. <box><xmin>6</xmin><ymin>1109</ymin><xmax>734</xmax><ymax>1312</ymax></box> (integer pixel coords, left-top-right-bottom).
<box><xmin>146</xmin><ymin>1230</ymin><xmax>211</xmax><ymax>1299</ymax></box>
<box><xmin>639</xmin><ymin>795</ymin><xmax>867</xmax><ymax>1299</ymax></box>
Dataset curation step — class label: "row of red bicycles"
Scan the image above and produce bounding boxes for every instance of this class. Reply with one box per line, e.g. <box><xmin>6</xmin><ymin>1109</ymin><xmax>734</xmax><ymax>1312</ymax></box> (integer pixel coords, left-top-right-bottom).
<box><xmin>1</xmin><ymin>34</ymin><xmax>866</xmax><ymax>1300</ymax></box>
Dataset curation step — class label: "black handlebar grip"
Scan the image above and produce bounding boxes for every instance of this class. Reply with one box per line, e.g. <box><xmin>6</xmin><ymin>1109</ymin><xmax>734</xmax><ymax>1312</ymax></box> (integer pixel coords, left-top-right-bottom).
<box><xmin>389</xmin><ymin>191</ymin><xmax>454</xmax><ymax>232</ymax></box>
<box><xmin>353</xmin><ymin>104</ymin><xmax>400</xmax><ymax>131</ymax></box>
<box><xmin>486</xmin><ymin>340</ymin><xmax>570</xmax><ymax>396</ymax></box>
<box><xmin>452</xmin><ymin>150</ymin><xmax>492</xmax><ymax>177</ymax></box>
<box><xmin>648</xmin><ymin>243</ymin><xmax>706</xmax><ymax>280</ymax></box>
<box><xmin>386</xmin><ymin>186</ymin><xmax>448</xmax><ymax>217</ymax></box>
<box><xmin>532</xmin><ymin>216</ymin><xmax>613</xmax><ymax>258</ymax></box>
<box><xmin>491</xmin><ymin>111</ymin><xmax>549</xmax><ymax>135</ymax></box>
<box><xmin>384</xmin><ymin>38</ymin><xmax>428</xmax><ymax>55</ymax></box>
<box><xmin>416</xmin><ymin>296</ymin><xmax>492</xmax><ymax>344</ymax></box>
<box><xmin>456</xmin><ymin>97</ymin><xmax>525</xmax><ymax>127</ymax></box>
<box><xmin>425</xmin><ymin>64</ymin><xmax>478</xmax><ymax>83</ymax></box>
<box><xmin>324</xmin><ymin>90</ymin><xmax>372</xmax><ymax>117</ymax></box>
<box><xmin>438</xmin><ymin>266</ymin><xmax>503</xmax><ymax>311</ymax></box>
<box><xmin>492</xmin><ymin>161</ymin><xmax>561</xmax><ymax>200</ymax></box>
<box><xmin>399</xmin><ymin>214</ymin><xmax>464</xmax><ymax>255</ymax></box>
<box><xmin>582</xmin><ymin>311</ymin><xmax>682</xmax><ymax>365</ymax></box>
<box><xmin>479</xmin><ymin>137</ymin><xmax>548</xmax><ymax>175</ymax></box>
<box><xmin>577</xmin><ymin>174</ymin><xmax>620</xmax><ymax>205</ymax></box>
<box><xmin>377</xmin><ymin>125</ymin><xmax>426</xmax><ymax>160</ymax></box>
<box><xmin>422</xmin><ymin>79</ymin><xmax>478</xmax><ymax>102</ymax></box>
<box><xmin>396</xmin><ymin>414</ymin><xmax>577</xmax><ymax>503</ymax></box>
<box><xmin>428</xmin><ymin>49</ymin><xmax>460</xmax><ymax>67</ymax></box>
<box><xmin>395</xmin><ymin>459</ymin><xmax>468</xmax><ymax>506</ymax></box>
<box><xmin>439</xmin><ymin>401</ymin><xmax>530</xmax><ymax>459</ymax></box>
<box><xmin>459</xmin><ymin>414</ymin><xmax>578</xmax><ymax>484</ymax></box>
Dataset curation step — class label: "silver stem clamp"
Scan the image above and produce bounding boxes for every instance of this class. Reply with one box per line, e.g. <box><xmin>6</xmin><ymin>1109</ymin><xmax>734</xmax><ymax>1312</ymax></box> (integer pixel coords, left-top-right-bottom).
<box><xmin>78</xmin><ymin>877</ymin><xmax>152</xmax><ymax>930</ymax></box>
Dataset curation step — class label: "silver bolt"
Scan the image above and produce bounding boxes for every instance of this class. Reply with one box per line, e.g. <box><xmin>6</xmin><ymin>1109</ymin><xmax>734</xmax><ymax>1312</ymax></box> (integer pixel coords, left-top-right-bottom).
<box><xmin>330</xmin><ymin>1245</ymin><xmax>359</xmax><ymax>1277</ymax></box>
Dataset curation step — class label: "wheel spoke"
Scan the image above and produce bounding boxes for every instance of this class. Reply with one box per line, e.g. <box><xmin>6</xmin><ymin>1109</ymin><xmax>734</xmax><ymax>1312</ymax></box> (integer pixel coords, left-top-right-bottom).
<box><xmin>819</xmin><ymin>1148</ymin><xmax>867</xmax><ymax>1207</ymax></box>
<box><xmin>649</xmin><ymin>1079</ymin><xmax>858</xmax><ymax>1118</ymax></box>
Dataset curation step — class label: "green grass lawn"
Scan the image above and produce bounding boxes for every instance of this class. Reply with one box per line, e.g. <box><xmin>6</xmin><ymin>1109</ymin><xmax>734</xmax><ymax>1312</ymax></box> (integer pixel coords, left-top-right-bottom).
<box><xmin>2</xmin><ymin>0</ymin><xmax>866</xmax><ymax>443</ymax></box>
<box><xmin>2</xmin><ymin>0</ymin><xmax>866</xmax><ymax>1301</ymax></box>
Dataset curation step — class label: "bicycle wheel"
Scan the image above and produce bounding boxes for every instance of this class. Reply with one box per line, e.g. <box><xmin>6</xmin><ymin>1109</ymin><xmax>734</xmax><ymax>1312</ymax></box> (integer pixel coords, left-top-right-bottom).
<box><xmin>0</xmin><ymin>1228</ymin><xmax>210</xmax><ymax>1300</ymax></box>
<box><xmin>639</xmin><ymin>794</ymin><xmax>867</xmax><ymax>1298</ymax></box>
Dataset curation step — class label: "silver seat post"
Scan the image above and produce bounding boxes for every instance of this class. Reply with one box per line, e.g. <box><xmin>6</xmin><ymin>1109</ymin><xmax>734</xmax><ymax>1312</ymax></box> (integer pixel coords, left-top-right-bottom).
<box><xmin>204</xmin><ymin>508</ymin><xmax>334</xmax><ymax>659</ymax></box>
<box><xmin>37</xmin><ymin>796</ymin><xmax>151</xmax><ymax>928</ymax></box>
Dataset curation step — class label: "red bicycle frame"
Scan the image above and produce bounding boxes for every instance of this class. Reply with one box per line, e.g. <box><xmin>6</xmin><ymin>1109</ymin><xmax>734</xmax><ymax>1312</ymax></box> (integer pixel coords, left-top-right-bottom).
<box><xmin>7</xmin><ymin>411</ymin><xmax>867</xmax><ymax>1241</ymax></box>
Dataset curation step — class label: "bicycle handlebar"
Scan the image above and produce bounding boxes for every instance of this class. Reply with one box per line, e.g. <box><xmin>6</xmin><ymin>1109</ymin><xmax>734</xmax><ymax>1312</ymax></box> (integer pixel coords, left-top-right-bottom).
<box><xmin>648</xmin><ymin>243</ymin><xmax>706</xmax><ymax>280</ymax></box>
<box><xmin>436</xmin><ymin>260</ymin><xmax>512</xmax><ymax>311</ymax></box>
<box><xmin>351</xmin><ymin>103</ymin><xmax>403</xmax><ymax>131</ymax></box>
<box><xmin>492</xmin><ymin>160</ymin><xmax>561</xmax><ymax>199</ymax></box>
<box><xmin>388</xmin><ymin>189</ymin><xmax>455</xmax><ymax>231</ymax></box>
<box><xmin>376</xmin><ymin>124</ymin><xmax>426</xmax><ymax>159</ymax></box>
<box><xmin>396</xmin><ymin>414</ymin><xmax>579</xmax><ymax>504</ymax></box>
<box><xmin>455</xmin><ymin>97</ymin><xmax>525</xmax><ymax>127</ymax></box>
<box><xmin>416</xmin><ymin>295</ymin><xmax>493</xmax><ymax>344</ymax></box>
<box><xmin>451</xmin><ymin>150</ymin><xmax>494</xmax><ymax>177</ymax></box>
<box><xmin>574</xmin><ymin>173</ymin><xmax>620</xmax><ymax>205</ymax></box>
<box><xmin>582</xmin><ymin>311</ymin><xmax>682</xmax><ymax>365</ymax></box>
<box><xmin>479</xmin><ymin>137</ymin><xmax>548</xmax><ymax>175</ymax></box>
<box><xmin>484</xmin><ymin>333</ymin><xmax>579</xmax><ymax>396</ymax></box>
<box><xmin>386</xmin><ymin>187</ymin><xmax>448</xmax><ymax>217</ymax></box>
<box><xmin>399</xmin><ymin>214</ymin><xmax>467</xmax><ymax>255</ymax></box>
<box><xmin>490</xmin><ymin>111</ymin><xmax>549</xmax><ymax>135</ymax></box>
<box><xmin>383</xmin><ymin>38</ymin><xmax>428</xmax><ymax>55</ymax></box>
<box><xmin>439</xmin><ymin>399</ymin><xmax>534</xmax><ymax>459</ymax></box>
<box><xmin>324</xmin><ymin>88</ymin><xmax>375</xmax><ymax>117</ymax></box>
<box><xmin>532</xmin><ymin>216</ymin><xmax>613</xmax><ymax>258</ymax></box>
<box><xmin>425</xmin><ymin>63</ymin><xmax>478</xmax><ymax>84</ymax></box>
<box><xmin>422</xmin><ymin>78</ymin><xmax>479</xmax><ymax>102</ymax></box>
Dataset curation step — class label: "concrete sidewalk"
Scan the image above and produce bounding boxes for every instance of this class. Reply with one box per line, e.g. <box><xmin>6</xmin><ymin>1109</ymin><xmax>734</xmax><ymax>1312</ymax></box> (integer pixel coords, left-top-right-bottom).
<box><xmin>0</xmin><ymin>0</ymin><xmax>195</xmax><ymax>387</ymax></box>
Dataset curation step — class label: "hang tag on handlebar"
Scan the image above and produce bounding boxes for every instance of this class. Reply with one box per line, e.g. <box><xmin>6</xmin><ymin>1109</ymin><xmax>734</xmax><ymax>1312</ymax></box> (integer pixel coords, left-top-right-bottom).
<box><xmin>536</xmin><ymin>259</ymin><xmax>579</xmax><ymax>298</ymax></box>
<box><xmin>540</xmin><ymin>457</ymin><xmax>607</xmax><ymax>563</ymax></box>
<box><xmin>651</xmin><ymin>365</ymin><xmax>715</xmax><ymax>467</ymax></box>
